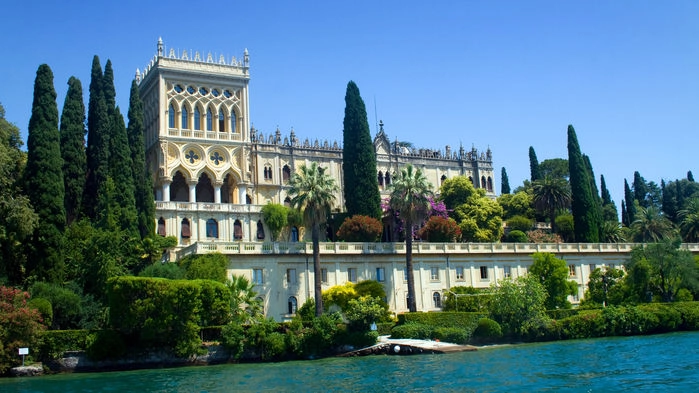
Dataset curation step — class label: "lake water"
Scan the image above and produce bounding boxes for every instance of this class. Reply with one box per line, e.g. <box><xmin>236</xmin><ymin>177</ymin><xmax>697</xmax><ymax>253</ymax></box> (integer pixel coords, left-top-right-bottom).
<box><xmin>2</xmin><ymin>331</ymin><xmax>698</xmax><ymax>392</ymax></box>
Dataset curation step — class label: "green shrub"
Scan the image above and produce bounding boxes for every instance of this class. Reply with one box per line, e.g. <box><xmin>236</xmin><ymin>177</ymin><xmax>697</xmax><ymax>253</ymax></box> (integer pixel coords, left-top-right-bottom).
<box><xmin>673</xmin><ymin>302</ymin><xmax>699</xmax><ymax>330</ymax></box>
<box><xmin>505</xmin><ymin>230</ymin><xmax>528</xmax><ymax>243</ymax></box>
<box><xmin>602</xmin><ymin>306</ymin><xmax>658</xmax><ymax>336</ymax></box>
<box><xmin>473</xmin><ymin>318</ymin><xmax>502</xmax><ymax>339</ymax></box>
<box><xmin>28</xmin><ymin>298</ymin><xmax>53</xmax><ymax>328</ymax></box>
<box><xmin>38</xmin><ymin>330</ymin><xmax>90</xmax><ymax>360</ymax></box>
<box><xmin>221</xmin><ymin>322</ymin><xmax>245</xmax><ymax>359</ymax></box>
<box><xmin>638</xmin><ymin>304</ymin><xmax>682</xmax><ymax>333</ymax></box>
<box><xmin>85</xmin><ymin>330</ymin><xmax>127</xmax><ymax>361</ymax></box>
<box><xmin>559</xmin><ymin>310</ymin><xmax>606</xmax><ymax>339</ymax></box>
<box><xmin>506</xmin><ymin>215</ymin><xmax>533</xmax><ymax>232</ymax></box>
<box><xmin>390</xmin><ymin>323</ymin><xmax>433</xmax><ymax>340</ymax></box>
<box><xmin>376</xmin><ymin>322</ymin><xmax>395</xmax><ymax>336</ymax></box>
<box><xmin>432</xmin><ymin>327</ymin><xmax>468</xmax><ymax>344</ymax></box>
<box><xmin>547</xmin><ymin>309</ymin><xmax>580</xmax><ymax>320</ymax></box>
<box><xmin>336</xmin><ymin>215</ymin><xmax>383</xmax><ymax>242</ymax></box>
<box><xmin>338</xmin><ymin>330</ymin><xmax>379</xmax><ymax>348</ymax></box>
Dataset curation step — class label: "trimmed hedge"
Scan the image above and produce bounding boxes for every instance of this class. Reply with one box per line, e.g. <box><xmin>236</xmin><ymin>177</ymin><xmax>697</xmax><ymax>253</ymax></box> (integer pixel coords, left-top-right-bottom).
<box><xmin>397</xmin><ymin>312</ymin><xmax>485</xmax><ymax>330</ymax></box>
<box><xmin>38</xmin><ymin>329</ymin><xmax>91</xmax><ymax>360</ymax></box>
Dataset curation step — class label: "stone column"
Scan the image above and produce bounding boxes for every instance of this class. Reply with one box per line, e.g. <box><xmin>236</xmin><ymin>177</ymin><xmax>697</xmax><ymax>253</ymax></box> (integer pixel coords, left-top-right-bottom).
<box><xmin>239</xmin><ymin>184</ymin><xmax>247</xmax><ymax>204</ymax></box>
<box><xmin>188</xmin><ymin>180</ymin><xmax>197</xmax><ymax>203</ymax></box>
<box><xmin>162</xmin><ymin>181</ymin><xmax>171</xmax><ymax>202</ymax></box>
<box><xmin>214</xmin><ymin>181</ymin><xmax>222</xmax><ymax>204</ymax></box>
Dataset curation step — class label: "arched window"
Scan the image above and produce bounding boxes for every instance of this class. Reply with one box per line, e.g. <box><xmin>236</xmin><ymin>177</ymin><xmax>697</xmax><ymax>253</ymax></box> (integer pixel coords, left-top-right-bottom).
<box><xmin>378</xmin><ymin>171</ymin><xmax>384</xmax><ymax>187</ymax></box>
<box><xmin>385</xmin><ymin>172</ymin><xmax>391</xmax><ymax>185</ymax></box>
<box><xmin>231</xmin><ymin>111</ymin><xmax>237</xmax><ymax>133</ymax></box>
<box><xmin>288</xmin><ymin>296</ymin><xmax>298</xmax><ymax>314</ymax></box>
<box><xmin>433</xmin><ymin>292</ymin><xmax>441</xmax><ymax>308</ymax></box>
<box><xmin>168</xmin><ymin>104</ymin><xmax>175</xmax><ymax>128</ymax></box>
<box><xmin>487</xmin><ymin>176</ymin><xmax>493</xmax><ymax>192</ymax></box>
<box><xmin>246</xmin><ymin>194</ymin><xmax>252</xmax><ymax>204</ymax></box>
<box><xmin>481</xmin><ymin>176</ymin><xmax>486</xmax><ymax>189</ymax></box>
<box><xmin>157</xmin><ymin>217</ymin><xmax>166</xmax><ymax>236</ymax></box>
<box><xmin>181</xmin><ymin>105</ymin><xmax>189</xmax><ymax>129</ymax></box>
<box><xmin>234</xmin><ymin>219</ymin><xmax>243</xmax><ymax>240</ymax></box>
<box><xmin>194</xmin><ymin>107</ymin><xmax>201</xmax><ymax>130</ymax></box>
<box><xmin>196</xmin><ymin>173</ymin><xmax>214</xmax><ymax>202</ymax></box>
<box><xmin>264</xmin><ymin>165</ymin><xmax>273</xmax><ymax>181</ymax></box>
<box><xmin>291</xmin><ymin>226</ymin><xmax>299</xmax><ymax>242</ymax></box>
<box><xmin>218</xmin><ymin>109</ymin><xmax>225</xmax><ymax>132</ymax></box>
<box><xmin>257</xmin><ymin>220</ymin><xmax>265</xmax><ymax>240</ymax></box>
<box><xmin>206</xmin><ymin>218</ymin><xmax>219</xmax><ymax>238</ymax></box>
<box><xmin>441</xmin><ymin>174</ymin><xmax>447</xmax><ymax>185</ymax></box>
<box><xmin>206</xmin><ymin>108</ymin><xmax>213</xmax><ymax>131</ymax></box>
<box><xmin>170</xmin><ymin>171</ymin><xmax>188</xmax><ymax>202</ymax></box>
<box><xmin>181</xmin><ymin>218</ymin><xmax>191</xmax><ymax>238</ymax></box>
<box><xmin>282</xmin><ymin>165</ymin><xmax>291</xmax><ymax>183</ymax></box>
<box><xmin>284</xmin><ymin>196</ymin><xmax>291</xmax><ymax>207</ymax></box>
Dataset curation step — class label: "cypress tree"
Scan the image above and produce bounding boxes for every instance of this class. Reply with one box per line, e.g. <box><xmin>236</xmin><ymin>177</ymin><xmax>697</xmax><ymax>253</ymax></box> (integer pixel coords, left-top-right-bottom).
<box><xmin>341</xmin><ymin>81</ymin><xmax>381</xmax><ymax>219</ymax></box>
<box><xmin>84</xmin><ymin>56</ymin><xmax>110</xmax><ymax>221</ymax></box>
<box><xmin>600</xmin><ymin>174</ymin><xmax>618</xmax><ymax>222</ymax></box>
<box><xmin>583</xmin><ymin>154</ymin><xmax>603</xmax><ymax>225</ymax></box>
<box><xmin>688</xmin><ymin>171</ymin><xmax>694</xmax><ymax>182</ymax></box>
<box><xmin>633</xmin><ymin>171</ymin><xmax>648</xmax><ymax>208</ymax></box>
<box><xmin>500</xmin><ymin>167</ymin><xmax>511</xmax><ymax>194</ymax></box>
<box><xmin>60</xmin><ymin>76</ymin><xmax>86</xmax><ymax>225</ymax></box>
<box><xmin>621</xmin><ymin>200</ymin><xmax>628</xmax><ymax>227</ymax></box>
<box><xmin>109</xmin><ymin>106</ymin><xmax>138</xmax><ymax>236</ymax></box>
<box><xmin>127</xmin><ymin>80</ymin><xmax>155</xmax><ymax>238</ymax></box>
<box><xmin>24</xmin><ymin>64</ymin><xmax>66</xmax><ymax>282</ymax></box>
<box><xmin>529</xmin><ymin>146</ymin><xmax>541</xmax><ymax>182</ymax></box>
<box><xmin>623</xmin><ymin>179</ymin><xmax>636</xmax><ymax>225</ymax></box>
<box><xmin>600</xmin><ymin>175</ymin><xmax>612</xmax><ymax>206</ymax></box>
<box><xmin>567</xmin><ymin>125</ymin><xmax>600</xmax><ymax>242</ymax></box>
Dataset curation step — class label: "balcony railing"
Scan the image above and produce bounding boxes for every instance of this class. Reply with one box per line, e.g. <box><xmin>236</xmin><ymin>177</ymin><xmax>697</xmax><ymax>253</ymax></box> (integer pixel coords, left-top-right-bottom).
<box><xmin>156</xmin><ymin>201</ymin><xmax>261</xmax><ymax>213</ymax></box>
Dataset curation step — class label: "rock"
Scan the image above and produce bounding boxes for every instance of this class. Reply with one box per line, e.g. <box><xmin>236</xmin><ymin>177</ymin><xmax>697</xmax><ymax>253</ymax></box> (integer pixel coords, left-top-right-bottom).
<box><xmin>10</xmin><ymin>364</ymin><xmax>44</xmax><ymax>377</ymax></box>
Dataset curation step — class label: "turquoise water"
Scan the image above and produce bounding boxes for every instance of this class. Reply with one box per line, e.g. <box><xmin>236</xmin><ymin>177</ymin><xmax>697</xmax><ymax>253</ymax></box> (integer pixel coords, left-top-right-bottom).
<box><xmin>2</xmin><ymin>331</ymin><xmax>698</xmax><ymax>392</ymax></box>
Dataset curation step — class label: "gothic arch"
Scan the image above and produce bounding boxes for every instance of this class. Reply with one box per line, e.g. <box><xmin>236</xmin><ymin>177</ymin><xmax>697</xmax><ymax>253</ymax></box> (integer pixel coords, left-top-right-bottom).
<box><xmin>487</xmin><ymin>176</ymin><xmax>493</xmax><ymax>192</ymax></box>
<box><xmin>195</xmin><ymin>171</ymin><xmax>215</xmax><ymax>203</ymax></box>
<box><xmin>170</xmin><ymin>170</ymin><xmax>189</xmax><ymax>202</ymax></box>
<box><xmin>168</xmin><ymin>102</ymin><xmax>177</xmax><ymax>128</ymax></box>
<box><xmin>481</xmin><ymin>176</ymin><xmax>487</xmax><ymax>189</ymax></box>
<box><xmin>181</xmin><ymin>101</ymin><xmax>192</xmax><ymax>130</ymax></box>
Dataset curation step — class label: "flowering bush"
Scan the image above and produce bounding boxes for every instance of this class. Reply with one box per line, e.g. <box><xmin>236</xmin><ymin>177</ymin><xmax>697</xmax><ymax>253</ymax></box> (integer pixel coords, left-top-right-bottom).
<box><xmin>418</xmin><ymin>216</ymin><xmax>462</xmax><ymax>242</ymax></box>
<box><xmin>0</xmin><ymin>286</ymin><xmax>46</xmax><ymax>373</ymax></box>
<box><xmin>526</xmin><ymin>229</ymin><xmax>563</xmax><ymax>243</ymax></box>
<box><xmin>336</xmin><ymin>215</ymin><xmax>383</xmax><ymax>242</ymax></box>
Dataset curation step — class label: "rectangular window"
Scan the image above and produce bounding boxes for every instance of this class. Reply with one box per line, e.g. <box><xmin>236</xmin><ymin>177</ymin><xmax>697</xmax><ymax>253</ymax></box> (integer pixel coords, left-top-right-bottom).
<box><xmin>403</xmin><ymin>267</ymin><xmax>409</xmax><ymax>282</ymax></box>
<box><xmin>287</xmin><ymin>268</ymin><xmax>297</xmax><ymax>284</ymax></box>
<box><xmin>348</xmin><ymin>268</ymin><xmax>357</xmax><ymax>283</ymax></box>
<box><xmin>609</xmin><ymin>264</ymin><xmax>615</xmax><ymax>269</ymax></box>
<box><xmin>503</xmin><ymin>265</ymin><xmax>511</xmax><ymax>279</ymax></box>
<box><xmin>569</xmin><ymin>265</ymin><xmax>576</xmax><ymax>277</ymax></box>
<box><xmin>376</xmin><ymin>267</ymin><xmax>385</xmax><ymax>282</ymax></box>
<box><xmin>455</xmin><ymin>267</ymin><xmax>464</xmax><ymax>281</ymax></box>
<box><xmin>589</xmin><ymin>264</ymin><xmax>596</xmax><ymax>273</ymax></box>
<box><xmin>480</xmin><ymin>266</ymin><xmax>488</xmax><ymax>280</ymax></box>
<box><xmin>430</xmin><ymin>267</ymin><xmax>439</xmax><ymax>281</ymax></box>
<box><xmin>321</xmin><ymin>268</ymin><xmax>328</xmax><ymax>283</ymax></box>
<box><xmin>253</xmin><ymin>268</ymin><xmax>263</xmax><ymax>285</ymax></box>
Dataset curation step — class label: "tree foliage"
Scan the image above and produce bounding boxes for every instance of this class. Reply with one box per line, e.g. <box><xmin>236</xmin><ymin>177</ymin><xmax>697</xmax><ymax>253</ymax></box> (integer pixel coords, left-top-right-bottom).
<box><xmin>24</xmin><ymin>64</ymin><xmax>66</xmax><ymax>283</ymax></box>
<box><xmin>83</xmin><ymin>56</ymin><xmax>110</xmax><ymax>222</ymax></box>
<box><xmin>342</xmin><ymin>81</ymin><xmax>381</xmax><ymax>219</ymax></box>
<box><xmin>389</xmin><ymin>164</ymin><xmax>432</xmax><ymax>312</ymax></box>
<box><xmin>567</xmin><ymin>125</ymin><xmax>600</xmax><ymax>242</ymax></box>
<box><xmin>488</xmin><ymin>275</ymin><xmax>548</xmax><ymax>336</ymax></box>
<box><xmin>582</xmin><ymin>267</ymin><xmax>626</xmax><ymax>307</ymax></box>
<box><xmin>529</xmin><ymin>252</ymin><xmax>577</xmax><ymax>309</ymax></box>
<box><xmin>418</xmin><ymin>216</ymin><xmax>462</xmax><ymax>242</ymax></box>
<box><xmin>60</xmin><ymin>76</ymin><xmax>86</xmax><ymax>226</ymax></box>
<box><xmin>289</xmin><ymin>162</ymin><xmax>338</xmax><ymax>316</ymax></box>
<box><xmin>127</xmin><ymin>80</ymin><xmax>155</xmax><ymax>239</ymax></box>
<box><xmin>178</xmin><ymin>252</ymin><xmax>228</xmax><ymax>283</ymax></box>
<box><xmin>528</xmin><ymin>146</ymin><xmax>541</xmax><ymax>182</ymax></box>
<box><xmin>532</xmin><ymin>176</ymin><xmax>571</xmax><ymax>233</ymax></box>
<box><xmin>498</xmin><ymin>191</ymin><xmax>534</xmax><ymax>220</ymax></box>
<box><xmin>500</xmin><ymin>167</ymin><xmax>510</xmax><ymax>194</ymax></box>
<box><xmin>442</xmin><ymin>176</ymin><xmax>503</xmax><ymax>242</ymax></box>
<box><xmin>261</xmin><ymin>203</ymin><xmax>288</xmax><ymax>241</ymax></box>
<box><xmin>336</xmin><ymin>215</ymin><xmax>383</xmax><ymax>242</ymax></box>
<box><xmin>539</xmin><ymin>158</ymin><xmax>569</xmax><ymax>180</ymax></box>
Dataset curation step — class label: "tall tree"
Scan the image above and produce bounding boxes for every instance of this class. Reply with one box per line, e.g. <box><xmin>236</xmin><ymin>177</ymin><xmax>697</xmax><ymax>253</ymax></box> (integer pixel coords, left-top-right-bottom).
<box><xmin>583</xmin><ymin>154</ymin><xmax>604</xmax><ymax>231</ymax></box>
<box><xmin>599</xmin><ymin>174</ymin><xmax>619</xmax><ymax>222</ymax></box>
<box><xmin>678</xmin><ymin>198</ymin><xmax>699</xmax><ymax>242</ymax></box>
<box><xmin>83</xmin><ymin>56</ymin><xmax>110</xmax><ymax>221</ymax></box>
<box><xmin>0</xmin><ymin>103</ymin><xmax>38</xmax><ymax>284</ymax></box>
<box><xmin>500</xmin><ymin>167</ymin><xmax>510</xmax><ymax>194</ymax></box>
<box><xmin>109</xmin><ymin>106</ymin><xmax>138</xmax><ymax>236</ymax></box>
<box><xmin>633</xmin><ymin>171</ymin><xmax>649</xmax><ymax>208</ymax></box>
<box><xmin>567</xmin><ymin>125</ymin><xmax>600</xmax><ymax>242</ymax></box>
<box><xmin>127</xmin><ymin>80</ymin><xmax>155</xmax><ymax>238</ymax></box>
<box><xmin>623</xmin><ymin>179</ymin><xmax>636</xmax><ymax>226</ymax></box>
<box><xmin>528</xmin><ymin>146</ymin><xmax>541</xmax><ymax>182</ymax></box>
<box><xmin>529</xmin><ymin>252</ymin><xmax>577</xmax><ymax>309</ymax></box>
<box><xmin>288</xmin><ymin>162</ymin><xmax>338</xmax><ymax>317</ymax></box>
<box><xmin>59</xmin><ymin>77</ymin><xmax>86</xmax><ymax>225</ymax></box>
<box><xmin>389</xmin><ymin>164</ymin><xmax>433</xmax><ymax>312</ymax></box>
<box><xmin>688</xmin><ymin>171</ymin><xmax>695</xmax><ymax>182</ymax></box>
<box><xmin>630</xmin><ymin>206</ymin><xmax>675</xmax><ymax>242</ymax></box>
<box><xmin>24</xmin><ymin>64</ymin><xmax>66</xmax><ymax>282</ymax></box>
<box><xmin>621</xmin><ymin>200</ymin><xmax>627</xmax><ymax>227</ymax></box>
<box><xmin>341</xmin><ymin>81</ymin><xmax>381</xmax><ymax>219</ymax></box>
<box><xmin>532</xmin><ymin>176</ymin><xmax>571</xmax><ymax>233</ymax></box>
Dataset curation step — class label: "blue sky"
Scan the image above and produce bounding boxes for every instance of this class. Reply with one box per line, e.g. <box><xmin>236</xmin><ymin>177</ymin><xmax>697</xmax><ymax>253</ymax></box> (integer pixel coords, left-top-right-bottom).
<box><xmin>2</xmin><ymin>1</ymin><xmax>697</xmax><ymax>209</ymax></box>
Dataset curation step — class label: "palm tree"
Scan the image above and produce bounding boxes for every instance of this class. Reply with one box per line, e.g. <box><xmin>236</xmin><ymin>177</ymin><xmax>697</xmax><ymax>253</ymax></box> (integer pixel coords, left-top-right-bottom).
<box><xmin>678</xmin><ymin>198</ymin><xmax>699</xmax><ymax>242</ymax></box>
<box><xmin>388</xmin><ymin>164</ymin><xmax>433</xmax><ymax>312</ymax></box>
<box><xmin>599</xmin><ymin>221</ymin><xmax>625</xmax><ymax>243</ymax></box>
<box><xmin>228</xmin><ymin>274</ymin><xmax>262</xmax><ymax>323</ymax></box>
<box><xmin>288</xmin><ymin>162</ymin><xmax>338</xmax><ymax>317</ymax></box>
<box><xmin>631</xmin><ymin>205</ymin><xmax>676</xmax><ymax>243</ymax></box>
<box><xmin>532</xmin><ymin>176</ymin><xmax>571</xmax><ymax>233</ymax></box>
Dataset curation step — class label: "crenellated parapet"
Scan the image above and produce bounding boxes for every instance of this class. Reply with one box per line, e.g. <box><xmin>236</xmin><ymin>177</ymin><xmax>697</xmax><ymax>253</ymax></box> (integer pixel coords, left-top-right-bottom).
<box><xmin>251</xmin><ymin>127</ymin><xmax>343</xmax><ymax>151</ymax></box>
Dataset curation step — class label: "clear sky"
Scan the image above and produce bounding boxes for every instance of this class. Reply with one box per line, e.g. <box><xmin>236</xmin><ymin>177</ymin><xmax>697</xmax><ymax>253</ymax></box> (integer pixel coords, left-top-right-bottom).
<box><xmin>1</xmin><ymin>1</ymin><xmax>697</xmax><ymax>209</ymax></box>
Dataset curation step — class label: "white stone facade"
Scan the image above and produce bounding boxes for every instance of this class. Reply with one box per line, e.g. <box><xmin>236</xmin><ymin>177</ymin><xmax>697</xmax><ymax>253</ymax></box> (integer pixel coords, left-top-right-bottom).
<box><xmin>137</xmin><ymin>40</ymin><xmax>495</xmax><ymax>247</ymax></box>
